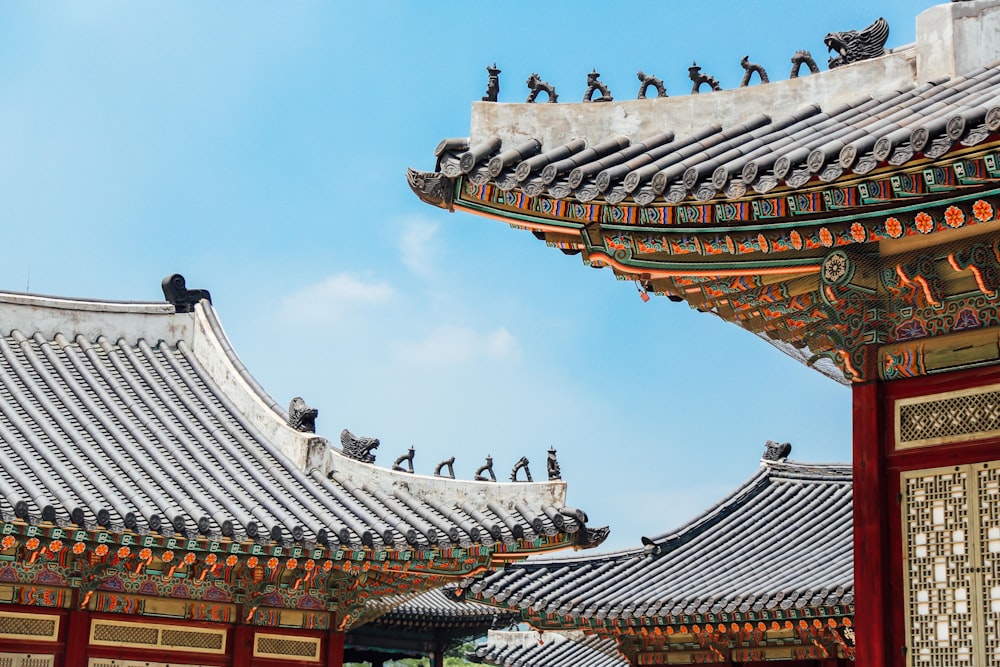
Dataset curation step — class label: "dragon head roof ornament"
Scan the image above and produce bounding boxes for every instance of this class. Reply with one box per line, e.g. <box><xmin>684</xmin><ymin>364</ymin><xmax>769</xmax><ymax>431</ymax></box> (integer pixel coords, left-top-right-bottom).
<box><xmin>825</xmin><ymin>17</ymin><xmax>890</xmax><ymax>69</ymax></box>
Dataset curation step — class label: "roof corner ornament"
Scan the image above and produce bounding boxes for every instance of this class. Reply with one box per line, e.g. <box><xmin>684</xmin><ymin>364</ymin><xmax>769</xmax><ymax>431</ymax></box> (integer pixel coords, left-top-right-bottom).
<box><xmin>825</xmin><ymin>17</ymin><xmax>889</xmax><ymax>69</ymax></box>
<box><xmin>739</xmin><ymin>56</ymin><xmax>769</xmax><ymax>87</ymax></box>
<box><xmin>406</xmin><ymin>168</ymin><xmax>455</xmax><ymax>211</ymax></box>
<box><xmin>547</xmin><ymin>447</ymin><xmax>561</xmax><ymax>481</ymax></box>
<box><xmin>474</xmin><ymin>455</ymin><xmax>496</xmax><ymax>482</ymax></box>
<box><xmin>510</xmin><ymin>456</ymin><xmax>532</xmax><ymax>482</ymax></box>
<box><xmin>525</xmin><ymin>73</ymin><xmax>558</xmax><ymax>103</ymax></box>
<box><xmin>790</xmin><ymin>50</ymin><xmax>820</xmax><ymax>78</ymax></box>
<box><xmin>287</xmin><ymin>397</ymin><xmax>317</xmax><ymax>433</ymax></box>
<box><xmin>688</xmin><ymin>62</ymin><xmax>721</xmax><ymax>94</ymax></box>
<box><xmin>392</xmin><ymin>447</ymin><xmax>415</xmax><ymax>473</ymax></box>
<box><xmin>434</xmin><ymin>456</ymin><xmax>456</xmax><ymax>479</ymax></box>
<box><xmin>575</xmin><ymin>525</ymin><xmax>610</xmax><ymax>549</ymax></box>
<box><xmin>340</xmin><ymin>429</ymin><xmax>379</xmax><ymax>464</ymax></box>
<box><xmin>481</xmin><ymin>63</ymin><xmax>501</xmax><ymax>102</ymax></box>
<box><xmin>762</xmin><ymin>440</ymin><xmax>792</xmax><ymax>461</ymax></box>
<box><xmin>161</xmin><ymin>274</ymin><xmax>211</xmax><ymax>313</ymax></box>
<box><xmin>582</xmin><ymin>69</ymin><xmax>613</xmax><ymax>103</ymax></box>
<box><xmin>636</xmin><ymin>70</ymin><xmax>667</xmax><ymax>99</ymax></box>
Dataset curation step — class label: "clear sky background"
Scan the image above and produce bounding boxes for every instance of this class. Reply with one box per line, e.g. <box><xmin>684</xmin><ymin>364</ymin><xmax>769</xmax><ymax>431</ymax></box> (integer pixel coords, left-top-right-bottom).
<box><xmin>0</xmin><ymin>1</ymin><xmax>942</xmax><ymax>551</ymax></box>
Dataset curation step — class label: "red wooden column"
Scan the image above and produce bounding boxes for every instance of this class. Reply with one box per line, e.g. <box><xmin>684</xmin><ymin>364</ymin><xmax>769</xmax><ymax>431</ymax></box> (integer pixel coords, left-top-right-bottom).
<box><xmin>63</xmin><ymin>609</ymin><xmax>91</xmax><ymax>667</ymax></box>
<box><xmin>231</xmin><ymin>625</ymin><xmax>253</xmax><ymax>667</ymax></box>
<box><xmin>327</xmin><ymin>630</ymin><xmax>346</xmax><ymax>667</ymax></box>
<box><xmin>852</xmin><ymin>380</ymin><xmax>891</xmax><ymax>667</ymax></box>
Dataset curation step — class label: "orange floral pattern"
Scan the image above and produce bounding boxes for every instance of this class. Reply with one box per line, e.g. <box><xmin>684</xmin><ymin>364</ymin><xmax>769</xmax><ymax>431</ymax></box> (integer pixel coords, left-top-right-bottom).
<box><xmin>790</xmin><ymin>230</ymin><xmax>803</xmax><ymax>250</ymax></box>
<box><xmin>94</xmin><ymin>544</ymin><xmax>109</xmax><ymax>557</ymax></box>
<box><xmin>850</xmin><ymin>222</ymin><xmax>866</xmax><ymax>243</ymax></box>
<box><xmin>116</xmin><ymin>546</ymin><xmax>131</xmax><ymax>559</ymax></box>
<box><xmin>915</xmin><ymin>212</ymin><xmax>934</xmax><ymax>234</ymax></box>
<box><xmin>944</xmin><ymin>206</ymin><xmax>965</xmax><ymax>228</ymax></box>
<box><xmin>819</xmin><ymin>228</ymin><xmax>834</xmax><ymax>247</ymax></box>
<box><xmin>885</xmin><ymin>217</ymin><xmax>903</xmax><ymax>238</ymax></box>
<box><xmin>974</xmin><ymin>199</ymin><xmax>994</xmax><ymax>222</ymax></box>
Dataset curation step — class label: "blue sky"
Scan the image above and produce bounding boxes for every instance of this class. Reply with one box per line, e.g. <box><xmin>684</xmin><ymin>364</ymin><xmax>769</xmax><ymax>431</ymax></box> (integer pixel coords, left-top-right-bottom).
<box><xmin>0</xmin><ymin>1</ymin><xmax>941</xmax><ymax>551</ymax></box>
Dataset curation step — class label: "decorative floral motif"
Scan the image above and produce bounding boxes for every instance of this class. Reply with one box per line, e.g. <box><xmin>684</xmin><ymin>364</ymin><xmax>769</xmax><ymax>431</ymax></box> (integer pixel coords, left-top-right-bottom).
<box><xmin>246</xmin><ymin>556</ymin><xmax>259</xmax><ymax>569</ymax></box>
<box><xmin>819</xmin><ymin>228</ymin><xmax>834</xmax><ymax>247</ymax></box>
<box><xmin>226</xmin><ymin>555</ymin><xmax>238</xmax><ymax>567</ymax></box>
<box><xmin>25</xmin><ymin>538</ymin><xmax>39</xmax><ymax>551</ymax></box>
<box><xmin>205</xmin><ymin>553</ymin><xmax>217</xmax><ymax>566</ymax></box>
<box><xmin>183</xmin><ymin>552</ymin><xmax>196</xmax><ymax>565</ymax></box>
<box><xmin>974</xmin><ymin>199</ymin><xmax>994</xmax><ymax>222</ymax></box>
<box><xmin>94</xmin><ymin>544</ymin><xmax>109</xmax><ymax>557</ymax></box>
<box><xmin>48</xmin><ymin>540</ymin><xmax>62</xmax><ymax>553</ymax></box>
<box><xmin>322</xmin><ymin>560</ymin><xmax>334</xmax><ymax>571</ymax></box>
<box><xmin>915</xmin><ymin>212</ymin><xmax>934</xmax><ymax>234</ymax></box>
<box><xmin>944</xmin><ymin>206</ymin><xmax>965</xmax><ymax>228</ymax></box>
<box><xmin>885</xmin><ymin>217</ymin><xmax>903</xmax><ymax>239</ymax></box>
<box><xmin>286</xmin><ymin>558</ymin><xmax>299</xmax><ymax>570</ymax></box>
<box><xmin>790</xmin><ymin>230</ymin><xmax>803</xmax><ymax>250</ymax></box>
<box><xmin>267</xmin><ymin>557</ymin><xmax>279</xmax><ymax>570</ymax></box>
<box><xmin>72</xmin><ymin>542</ymin><xmax>86</xmax><ymax>555</ymax></box>
<box><xmin>139</xmin><ymin>548</ymin><xmax>152</xmax><ymax>561</ymax></box>
<box><xmin>116</xmin><ymin>546</ymin><xmax>130</xmax><ymax>559</ymax></box>
<box><xmin>725</xmin><ymin>236</ymin><xmax>736</xmax><ymax>254</ymax></box>
<box><xmin>850</xmin><ymin>222</ymin><xmax>866</xmax><ymax>243</ymax></box>
<box><xmin>304</xmin><ymin>559</ymin><xmax>315</xmax><ymax>571</ymax></box>
<box><xmin>162</xmin><ymin>550</ymin><xmax>175</xmax><ymax>562</ymax></box>
<box><xmin>757</xmin><ymin>233</ymin><xmax>769</xmax><ymax>253</ymax></box>
<box><xmin>2</xmin><ymin>536</ymin><xmax>16</xmax><ymax>550</ymax></box>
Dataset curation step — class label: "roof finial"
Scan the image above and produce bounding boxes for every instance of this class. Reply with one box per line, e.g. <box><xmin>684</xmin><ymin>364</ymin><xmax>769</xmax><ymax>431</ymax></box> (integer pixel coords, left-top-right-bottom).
<box><xmin>762</xmin><ymin>440</ymin><xmax>792</xmax><ymax>462</ymax></box>
<box><xmin>287</xmin><ymin>397</ymin><xmax>317</xmax><ymax>433</ymax></box>
<box><xmin>161</xmin><ymin>274</ymin><xmax>211</xmax><ymax>313</ymax></box>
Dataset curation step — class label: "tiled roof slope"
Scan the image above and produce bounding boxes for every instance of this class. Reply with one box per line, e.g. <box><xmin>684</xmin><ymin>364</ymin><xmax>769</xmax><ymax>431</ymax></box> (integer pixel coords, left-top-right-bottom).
<box><xmin>372</xmin><ymin>587</ymin><xmax>517</xmax><ymax>633</ymax></box>
<box><xmin>420</xmin><ymin>64</ymin><xmax>1000</xmax><ymax>208</ymax></box>
<box><xmin>0</xmin><ymin>289</ymin><xmax>590</xmax><ymax>552</ymax></box>
<box><xmin>470</xmin><ymin>630</ymin><xmax>628</xmax><ymax>667</ymax></box>
<box><xmin>465</xmin><ymin>459</ymin><xmax>852</xmax><ymax>620</ymax></box>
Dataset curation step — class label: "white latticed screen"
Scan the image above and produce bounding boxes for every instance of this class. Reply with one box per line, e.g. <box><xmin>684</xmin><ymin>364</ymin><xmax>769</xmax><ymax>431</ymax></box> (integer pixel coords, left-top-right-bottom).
<box><xmin>89</xmin><ymin>619</ymin><xmax>226</xmax><ymax>654</ymax></box>
<box><xmin>0</xmin><ymin>611</ymin><xmax>59</xmax><ymax>641</ymax></box>
<box><xmin>897</xmin><ymin>385</ymin><xmax>1000</xmax><ymax>450</ymax></box>
<box><xmin>0</xmin><ymin>655</ymin><xmax>54</xmax><ymax>667</ymax></box>
<box><xmin>904</xmin><ymin>461</ymin><xmax>1000</xmax><ymax>666</ymax></box>
<box><xmin>253</xmin><ymin>633</ymin><xmax>321</xmax><ymax>661</ymax></box>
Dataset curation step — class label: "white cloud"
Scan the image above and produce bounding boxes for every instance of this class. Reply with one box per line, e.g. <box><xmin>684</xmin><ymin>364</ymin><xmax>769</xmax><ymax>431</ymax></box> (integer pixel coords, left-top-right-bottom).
<box><xmin>390</xmin><ymin>325</ymin><xmax>519</xmax><ymax>366</ymax></box>
<box><xmin>397</xmin><ymin>217</ymin><xmax>440</xmax><ymax>278</ymax></box>
<box><xmin>279</xmin><ymin>273</ymin><xmax>393</xmax><ymax>324</ymax></box>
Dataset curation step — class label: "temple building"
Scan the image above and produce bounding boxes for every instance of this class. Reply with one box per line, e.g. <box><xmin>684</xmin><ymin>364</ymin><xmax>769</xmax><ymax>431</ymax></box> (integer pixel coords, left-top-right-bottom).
<box><xmin>462</xmin><ymin>447</ymin><xmax>854</xmax><ymax>667</ymax></box>
<box><xmin>408</xmin><ymin>2</ymin><xmax>1000</xmax><ymax>665</ymax></box>
<box><xmin>0</xmin><ymin>277</ymin><xmax>604</xmax><ymax>667</ymax></box>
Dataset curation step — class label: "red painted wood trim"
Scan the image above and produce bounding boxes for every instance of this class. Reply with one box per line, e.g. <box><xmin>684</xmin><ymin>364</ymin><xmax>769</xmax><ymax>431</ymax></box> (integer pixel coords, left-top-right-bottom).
<box><xmin>232</xmin><ymin>624</ymin><xmax>253</xmax><ymax>667</ymax></box>
<box><xmin>853</xmin><ymin>380</ymin><xmax>891</xmax><ymax>667</ymax></box>
<box><xmin>63</xmin><ymin>609</ymin><xmax>89</xmax><ymax>667</ymax></box>
<box><xmin>327</xmin><ymin>630</ymin><xmax>345</xmax><ymax>667</ymax></box>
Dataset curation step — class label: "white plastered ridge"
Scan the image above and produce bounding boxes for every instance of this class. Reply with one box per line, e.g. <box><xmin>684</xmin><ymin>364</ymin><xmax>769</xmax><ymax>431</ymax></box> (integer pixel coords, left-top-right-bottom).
<box><xmin>469</xmin><ymin>1</ymin><xmax>1000</xmax><ymax>148</ymax></box>
<box><xmin>188</xmin><ymin>301</ymin><xmax>569</xmax><ymax>509</ymax></box>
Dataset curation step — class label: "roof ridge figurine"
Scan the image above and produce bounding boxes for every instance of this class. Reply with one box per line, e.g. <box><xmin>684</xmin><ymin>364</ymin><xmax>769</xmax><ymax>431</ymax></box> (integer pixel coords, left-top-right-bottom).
<box><xmin>582</xmin><ymin>69</ymin><xmax>613</xmax><ymax>103</ymax></box>
<box><xmin>825</xmin><ymin>17</ymin><xmax>890</xmax><ymax>69</ymax></box>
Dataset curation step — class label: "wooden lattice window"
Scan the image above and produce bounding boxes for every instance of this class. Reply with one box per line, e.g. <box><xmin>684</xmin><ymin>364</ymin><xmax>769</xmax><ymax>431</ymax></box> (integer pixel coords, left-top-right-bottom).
<box><xmin>903</xmin><ymin>462</ymin><xmax>1000</xmax><ymax>665</ymax></box>
<box><xmin>253</xmin><ymin>633</ymin><xmax>322</xmax><ymax>662</ymax></box>
<box><xmin>0</xmin><ymin>655</ymin><xmax>55</xmax><ymax>667</ymax></box>
<box><xmin>0</xmin><ymin>612</ymin><xmax>59</xmax><ymax>641</ymax></box>
<box><xmin>897</xmin><ymin>384</ymin><xmax>1000</xmax><ymax>450</ymax></box>
<box><xmin>89</xmin><ymin>619</ymin><xmax>226</xmax><ymax>654</ymax></box>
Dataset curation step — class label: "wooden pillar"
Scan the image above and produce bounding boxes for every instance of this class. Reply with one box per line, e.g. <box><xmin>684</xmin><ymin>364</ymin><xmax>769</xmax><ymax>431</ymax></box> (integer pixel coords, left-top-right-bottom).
<box><xmin>327</xmin><ymin>630</ymin><xmax>346</xmax><ymax>667</ymax></box>
<box><xmin>231</xmin><ymin>625</ymin><xmax>253</xmax><ymax>667</ymax></box>
<box><xmin>430</xmin><ymin>650</ymin><xmax>444</xmax><ymax>667</ymax></box>
<box><xmin>63</xmin><ymin>609</ymin><xmax>90</xmax><ymax>667</ymax></box>
<box><xmin>852</xmin><ymin>380</ymin><xmax>890</xmax><ymax>667</ymax></box>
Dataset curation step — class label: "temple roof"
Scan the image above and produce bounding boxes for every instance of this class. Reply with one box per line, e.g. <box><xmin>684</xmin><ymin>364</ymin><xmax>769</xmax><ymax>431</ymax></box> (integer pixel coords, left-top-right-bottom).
<box><xmin>424</xmin><ymin>64</ymin><xmax>1000</xmax><ymax>208</ymax></box>
<box><xmin>469</xmin><ymin>630</ymin><xmax>627</xmax><ymax>667</ymax></box>
<box><xmin>372</xmin><ymin>587</ymin><xmax>517</xmax><ymax>633</ymax></box>
<box><xmin>408</xmin><ymin>3</ymin><xmax>1000</xmax><ymax>384</ymax></box>
<box><xmin>0</xmin><ymin>284</ymin><xmax>596</xmax><ymax>553</ymax></box>
<box><xmin>463</xmin><ymin>456</ymin><xmax>852</xmax><ymax>621</ymax></box>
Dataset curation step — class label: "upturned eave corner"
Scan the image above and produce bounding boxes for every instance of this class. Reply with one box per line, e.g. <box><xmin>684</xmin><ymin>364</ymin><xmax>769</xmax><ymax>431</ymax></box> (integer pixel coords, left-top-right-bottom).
<box><xmin>407</xmin><ymin>167</ymin><xmax>455</xmax><ymax>212</ymax></box>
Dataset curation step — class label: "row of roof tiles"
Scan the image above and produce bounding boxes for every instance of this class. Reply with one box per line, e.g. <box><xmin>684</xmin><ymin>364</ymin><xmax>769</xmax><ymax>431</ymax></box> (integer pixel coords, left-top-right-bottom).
<box><xmin>463</xmin><ymin>459</ymin><xmax>852</xmax><ymax>620</ymax></box>
<box><xmin>430</xmin><ymin>64</ymin><xmax>1000</xmax><ymax>207</ymax></box>
<box><xmin>0</xmin><ymin>289</ymin><xmax>593</xmax><ymax>552</ymax></box>
<box><xmin>470</xmin><ymin>630</ymin><xmax>627</xmax><ymax>667</ymax></box>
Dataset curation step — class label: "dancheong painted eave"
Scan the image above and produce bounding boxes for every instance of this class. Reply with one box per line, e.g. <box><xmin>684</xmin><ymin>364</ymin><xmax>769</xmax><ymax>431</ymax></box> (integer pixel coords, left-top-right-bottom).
<box><xmin>0</xmin><ymin>280</ymin><xmax>605</xmax><ymax>557</ymax></box>
<box><xmin>408</xmin><ymin>1</ymin><xmax>1000</xmax><ymax>385</ymax></box>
